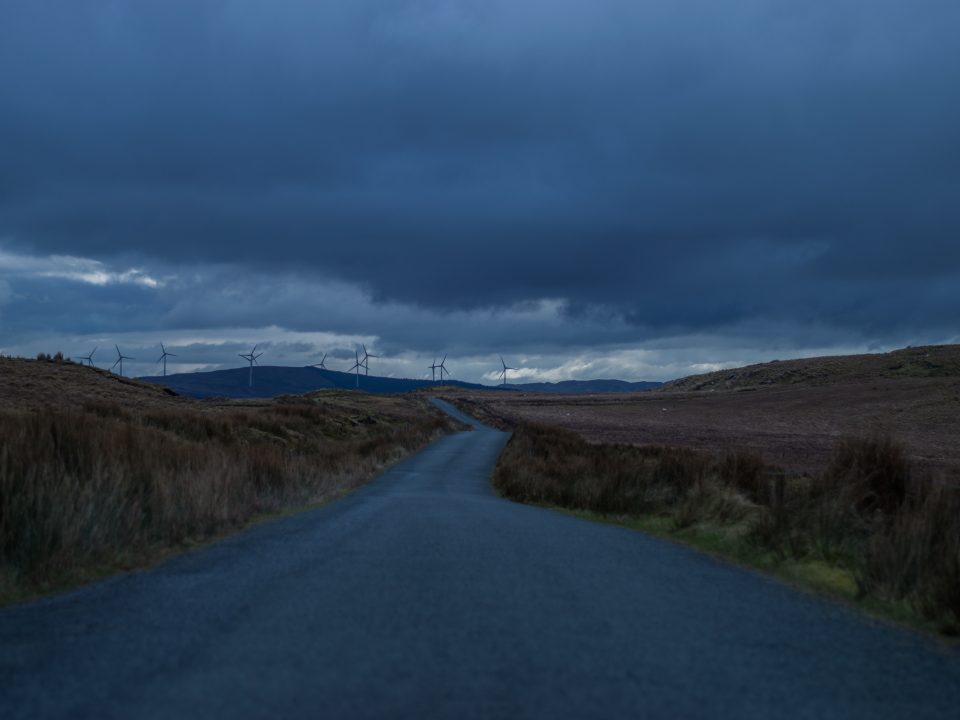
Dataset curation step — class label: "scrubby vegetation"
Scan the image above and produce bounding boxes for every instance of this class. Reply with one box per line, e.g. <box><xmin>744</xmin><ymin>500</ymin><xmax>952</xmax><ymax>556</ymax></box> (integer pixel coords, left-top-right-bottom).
<box><xmin>0</xmin><ymin>395</ymin><xmax>452</xmax><ymax>603</ymax></box>
<box><xmin>494</xmin><ymin>423</ymin><xmax>960</xmax><ymax>634</ymax></box>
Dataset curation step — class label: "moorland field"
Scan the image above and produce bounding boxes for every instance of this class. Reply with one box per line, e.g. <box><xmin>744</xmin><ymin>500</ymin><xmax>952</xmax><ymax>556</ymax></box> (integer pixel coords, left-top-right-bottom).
<box><xmin>445</xmin><ymin>345</ymin><xmax>960</xmax><ymax>633</ymax></box>
<box><xmin>0</xmin><ymin>356</ymin><xmax>456</xmax><ymax>603</ymax></box>
<box><xmin>448</xmin><ymin>344</ymin><xmax>960</xmax><ymax>479</ymax></box>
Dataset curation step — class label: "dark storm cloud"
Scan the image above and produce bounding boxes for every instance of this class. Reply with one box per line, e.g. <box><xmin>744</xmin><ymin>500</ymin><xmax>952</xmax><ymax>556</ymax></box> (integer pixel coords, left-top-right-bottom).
<box><xmin>1</xmin><ymin>0</ymin><xmax>959</xmax><ymax>347</ymax></box>
<box><xmin>0</xmin><ymin>255</ymin><xmax>624</xmax><ymax>357</ymax></box>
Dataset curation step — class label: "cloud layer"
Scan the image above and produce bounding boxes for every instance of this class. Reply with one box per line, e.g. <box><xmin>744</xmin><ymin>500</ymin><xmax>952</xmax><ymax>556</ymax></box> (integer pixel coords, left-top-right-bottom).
<box><xmin>1</xmin><ymin>2</ymin><xmax>958</xmax><ymax>380</ymax></box>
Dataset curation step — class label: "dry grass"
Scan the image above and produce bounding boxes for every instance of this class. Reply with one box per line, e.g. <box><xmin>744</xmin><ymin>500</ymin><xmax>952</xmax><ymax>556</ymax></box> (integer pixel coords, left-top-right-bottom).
<box><xmin>0</xmin><ymin>358</ymin><xmax>454</xmax><ymax>603</ymax></box>
<box><xmin>493</xmin><ymin>423</ymin><xmax>960</xmax><ymax>634</ymax></box>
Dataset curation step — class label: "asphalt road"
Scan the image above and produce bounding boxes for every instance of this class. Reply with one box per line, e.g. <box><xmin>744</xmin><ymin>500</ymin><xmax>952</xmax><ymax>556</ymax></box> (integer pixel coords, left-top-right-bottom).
<box><xmin>2</xmin><ymin>399</ymin><xmax>959</xmax><ymax>719</ymax></box>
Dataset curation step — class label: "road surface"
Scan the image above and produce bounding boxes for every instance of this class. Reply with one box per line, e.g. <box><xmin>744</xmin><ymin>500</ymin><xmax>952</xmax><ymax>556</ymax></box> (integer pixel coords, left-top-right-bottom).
<box><xmin>2</xmin><ymin>399</ymin><xmax>959</xmax><ymax>718</ymax></box>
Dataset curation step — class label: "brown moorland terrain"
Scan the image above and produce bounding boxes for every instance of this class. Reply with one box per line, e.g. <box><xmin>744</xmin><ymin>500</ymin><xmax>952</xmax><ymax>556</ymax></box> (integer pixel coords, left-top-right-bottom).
<box><xmin>444</xmin><ymin>344</ymin><xmax>960</xmax><ymax>632</ymax></box>
<box><xmin>446</xmin><ymin>344</ymin><xmax>960</xmax><ymax>480</ymax></box>
<box><xmin>0</xmin><ymin>356</ymin><xmax>456</xmax><ymax>603</ymax></box>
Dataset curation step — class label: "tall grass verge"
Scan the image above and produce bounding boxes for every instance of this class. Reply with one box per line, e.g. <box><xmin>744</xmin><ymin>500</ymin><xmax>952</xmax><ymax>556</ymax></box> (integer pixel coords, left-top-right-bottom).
<box><xmin>493</xmin><ymin>423</ymin><xmax>960</xmax><ymax>634</ymax></box>
<box><xmin>0</xmin><ymin>397</ymin><xmax>450</xmax><ymax>602</ymax></box>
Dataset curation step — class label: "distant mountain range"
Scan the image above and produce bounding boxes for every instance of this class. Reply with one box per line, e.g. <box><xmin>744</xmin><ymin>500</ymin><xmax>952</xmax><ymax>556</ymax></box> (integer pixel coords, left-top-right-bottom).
<box><xmin>137</xmin><ymin>366</ymin><xmax>662</xmax><ymax>399</ymax></box>
<box><xmin>504</xmin><ymin>379</ymin><xmax>662</xmax><ymax>393</ymax></box>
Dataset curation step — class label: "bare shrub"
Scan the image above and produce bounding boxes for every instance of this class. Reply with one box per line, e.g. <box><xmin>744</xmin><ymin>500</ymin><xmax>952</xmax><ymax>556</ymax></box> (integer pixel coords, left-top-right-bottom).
<box><xmin>858</xmin><ymin>476</ymin><xmax>960</xmax><ymax>630</ymax></box>
<box><xmin>718</xmin><ymin>450</ymin><xmax>767</xmax><ymax>503</ymax></box>
<box><xmin>493</xmin><ymin>425</ymin><xmax>750</xmax><ymax>518</ymax></box>
<box><xmin>494</xmin><ymin>423</ymin><xmax>960</xmax><ymax>630</ymax></box>
<box><xmin>827</xmin><ymin>433</ymin><xmax>911</xmax><ymax>516</ymax></box>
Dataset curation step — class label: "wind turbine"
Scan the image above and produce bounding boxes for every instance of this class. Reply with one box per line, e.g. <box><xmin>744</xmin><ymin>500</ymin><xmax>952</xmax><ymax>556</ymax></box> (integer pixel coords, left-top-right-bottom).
<box><xmin>428</xmin><ymin>358</ymin><xmax>438</xmax><ymax>382</ymax></box>
<box><xmin>497</xmin><ymin>355</ymin><xmax>514</xmax><ymax>386</ymax></box>
<box><xmin>438</xmin><ymin>354</ymin><xmax>450</xmax><ymax>385</ymax></box>
<box><xmin>360</xmin><ymin>345</ymin><xmax>378</xmax><ymax>376</ymax></box>
<box><xmin>77</xmin><ymin>347</ymin><xmax>97</xmax><ymax>367</ymax></box>
<box><xmin>157</xmin><ymin>343</ymin><xmax>177</xmax><ymax>377</ymax></box>
<box><xmin>311</xmin><ymin>352</ymin><xmax>327</xmax><ymax>370</ymax></box>
<box><xmin>112</xmin><ymin>345</ymin><xmax>134</xmax><ymax>377</ymax></box>
<box><xmin>238</xmin><ymin>344</ymin><xmax>263</xmax><ymax>388</ymax></box>
<box><xmin>347</xmin><ymin>350</ymin><xmax>362</xmax><ymax>388</ymax></box>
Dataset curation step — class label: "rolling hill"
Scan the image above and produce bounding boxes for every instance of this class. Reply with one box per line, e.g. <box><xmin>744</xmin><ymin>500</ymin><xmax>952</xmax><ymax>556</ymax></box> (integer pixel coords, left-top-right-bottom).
<box><xmin>137</xmin><ymin>366</ymin><xmax>663</xmax><ymax>399</ymax></box>
<box><xmin>505</xmin><ymin>379</ymin><xmax>662</xmax><ymax>393</ymax></box>
<box><xmin>660</xmin><ymin>344</ymin><xmax>960</xmax><ymax>392</ymax></box>
<box><xmin>450</xmin><ymin>342</ymin><xmax>960</xmax><ymax>479</ymax></box>
<box><xmin>0</xmin><ymin>355</ymin><xmax>183</xmax><ymax>411</ymax></box>
<box><xmin>137</xmin><ymin>366</ymin><xmax>489</xmax><ymax>398</ymax></box>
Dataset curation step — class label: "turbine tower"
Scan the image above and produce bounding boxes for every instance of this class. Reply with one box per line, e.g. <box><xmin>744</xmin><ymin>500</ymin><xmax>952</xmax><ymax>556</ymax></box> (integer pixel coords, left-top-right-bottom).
<box><xmin>238</xmin><ymin>344</ymin><xmax>263</xmax><ymax>388</ymax></box>
<box><xmin>498</xmin><ymin>355</ymin><xmax>514</xmax><ymax>387</ymax></box>
<box><xmin>428</xmin><ymin>358</ymin><xmax>438</xmax><ymax>382</ymax></box>
<box><xmin>112</xmin><ymin>345</ymin><xmax>134</xmax><ymax>377</ymax></box>
<box><xmin>157</xmin><ymin>343</ymin><xmax>177</xmax><ymax>377</ymax></box>
<box><xmin>438</xmin><ymin>354</ymin><xmax>450</xmax><ymax>385</ymax></box>
<box><xmin>360</xmin><ymin>344</ymin><xmax>378</xmax><ymax>376</ymax></box>
<box><xmin>347</xmin><ymin>350</ymin><xmax>362</xmax><ymax>388</ymax></box>
<box><xmin>77</xmin><ymin>347</ymin><xmax>97</xmax><ymax>367</ymax></box>
<box><xmin>311</xmin><ymin>352</ymin><xmax>327</xmax><ymax>370</ymax></box>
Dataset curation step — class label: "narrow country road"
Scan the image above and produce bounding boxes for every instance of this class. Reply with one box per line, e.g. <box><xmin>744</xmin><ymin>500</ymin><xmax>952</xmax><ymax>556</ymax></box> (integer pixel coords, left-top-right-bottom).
<box><xmin>2</xmin><ymin>399</ymin><xmax>959</xmax><ymax>719</ymax></box>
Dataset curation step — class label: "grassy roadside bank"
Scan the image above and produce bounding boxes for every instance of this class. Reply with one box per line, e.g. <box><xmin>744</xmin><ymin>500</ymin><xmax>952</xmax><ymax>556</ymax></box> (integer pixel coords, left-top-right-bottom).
<box><xmin>0</xmin><ymin>383</ymin><xmax>455</xmax><ymax>606</ymax></box>
<box><xmin>492</xmin><ymin>422</ymin><xmax>960</xmax><ymax>636</ymax></box>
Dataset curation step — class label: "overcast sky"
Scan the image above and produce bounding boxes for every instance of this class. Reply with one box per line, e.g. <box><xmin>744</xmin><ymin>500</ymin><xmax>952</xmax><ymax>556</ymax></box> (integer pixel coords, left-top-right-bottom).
<box><xmin>1</xmin><ymin>1</ymin><xmax>958</xmax><ymax>383</ymax></box>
